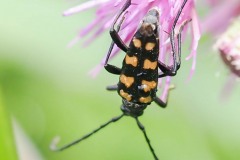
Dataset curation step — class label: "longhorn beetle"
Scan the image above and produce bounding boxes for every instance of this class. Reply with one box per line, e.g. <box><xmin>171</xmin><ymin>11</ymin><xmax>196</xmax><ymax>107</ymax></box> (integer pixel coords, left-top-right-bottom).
<box><xmin>51</xmin><ymin>0</ymin><xmax>189</xmax><ymax>159</ymax></box>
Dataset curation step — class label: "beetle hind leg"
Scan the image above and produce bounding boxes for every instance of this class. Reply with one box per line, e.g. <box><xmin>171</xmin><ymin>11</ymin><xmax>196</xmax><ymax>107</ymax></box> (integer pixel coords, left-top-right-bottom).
<box><xmin>154</xmin><ymin>84</ymin><xmax>175</xmax><ymax>108</ymax></box>
<box><xmin>153</xmin><ymin>97</ymin><xmax>167</xmax><ymax>108</ymax></box>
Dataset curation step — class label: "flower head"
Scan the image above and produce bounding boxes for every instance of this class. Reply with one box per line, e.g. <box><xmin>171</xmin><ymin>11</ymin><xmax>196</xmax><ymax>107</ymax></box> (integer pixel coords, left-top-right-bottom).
<box><xmin>199</xmin><ymin>0</ymin><xmax>240</xmax><ymax>98</ymax></box>
<box><xmin>64</xmin><ymin>0</ymin><xmax>200</xmax><ymax>80</ymax></box>
<box><xmin>215</xmin><ymin>17</ymin><xmax>240</xmax><ymax>77</ymax></box>
<box><xmin>63</xmin><ymin>0</ymin><xmax>201</xmax><ymax>102</ymax></box>
<box><xmin>214</xmin><ymin>17</ymin><xmax>240</xmax><ymax>99</ymax></box>
<box><xmin>208</xmin><ymin>0</ymin><xmax>240</xmax><ymax>77</ymax></box>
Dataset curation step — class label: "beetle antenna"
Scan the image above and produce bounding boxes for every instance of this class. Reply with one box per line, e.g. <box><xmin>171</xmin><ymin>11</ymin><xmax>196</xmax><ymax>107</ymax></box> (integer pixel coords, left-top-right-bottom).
<box><xmin>50</xmin><ymin>114</ymin><xmax>124</xmax><ymax>151</ymax></box>
<box><xmin>135</xmin><ymin>117</ymin><xmax>159</xmax><ymax>160</ymax></box>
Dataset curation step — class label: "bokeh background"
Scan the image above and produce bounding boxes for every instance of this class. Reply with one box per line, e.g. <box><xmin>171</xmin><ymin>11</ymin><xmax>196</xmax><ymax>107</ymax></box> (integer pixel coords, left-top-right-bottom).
<box><xmin>0</xmin><ymin>0</ymin><xmax>240</xmax><ymax>160</ymax></box>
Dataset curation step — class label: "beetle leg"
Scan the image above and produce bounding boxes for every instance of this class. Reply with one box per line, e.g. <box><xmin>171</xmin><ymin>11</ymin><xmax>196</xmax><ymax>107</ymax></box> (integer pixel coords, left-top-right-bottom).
<box><xmin>106</xmin><ymin>84</ymin><xmax>118</xmax><ymax>91</ymax></box>
<box><xmin>176</xmin><ymin>19</ymin><xmax>192</xmax><ymax>69</ymax></box>
<box><xmin>154</xmin><ymin>84</ymin><xmax>175</xmax><ymax>108</ymax></box>
<box><xmin>158</xmin><ymin>61</ymin><xmax>176</xmax><ymax>77</ymax></box>
<box><xmin>104</xmin><ymin>61</ymin><xmax>122</xmax><ymax>75</ymax></box>
<box><xmin>104</xmin><ymin>0</ymin><xmax>131</xmax><ymax>75</ymax></box>
<box><xmin>158</xmin><ymin>19</ymin><xmax>191</xmax><ymax>77</ymax></box>
<box><xmin>158</xmin><ymin>61</ymin><xmax>172</xmax><ymax>73</ymax></box>
<box><xmin>153</xmin><ymin>97</ymin><xmax>167</xmax><ymax>108</ymax></box>
<box><xmin>109</xmin><ymin>0</ymin><xmax>131</xmax><ymax>52</ymax></box>
<box><xmin>170</xmin><ymin>0</ymin><xmax>188</xmax><ymax>75</ymax></box>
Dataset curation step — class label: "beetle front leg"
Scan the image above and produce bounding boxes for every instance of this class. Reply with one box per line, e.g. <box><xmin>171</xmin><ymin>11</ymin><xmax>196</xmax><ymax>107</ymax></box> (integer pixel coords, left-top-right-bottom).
<box><xmin>158</xmin><ymin>20</ymin><xmax>191</xmax><ymax>77</ymax></box>
<box><xmin>109</xmin><ymin>0</ymin><xmax>131</xmax><ymax>52</ymax></box>
<box><xmin>175</xmin><ymin>19</ymin><xmax>192</xmax><ymax>70</ymax></box>
<box><xmin>158</xmin><ymin>61</ymin><xmax>177</xmax><ymax>77</ymax></box>
<box><xmin>104</xmin><ymin>0</ymin><xmax>132</xmax><ymax>75</ymax></box>
<box><xmin>104</xmin><ymin>40</ymin><xmax>122</xmax><ymax>74</ymax></box>
<box><xmin>170</xmin><ymin>0</ymin><xmax>188</xmax><ymax>75</ymax></box>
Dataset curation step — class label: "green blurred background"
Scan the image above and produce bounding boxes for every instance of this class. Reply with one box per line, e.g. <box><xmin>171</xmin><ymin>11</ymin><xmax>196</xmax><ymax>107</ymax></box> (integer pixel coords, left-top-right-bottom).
<box><xmin>0</xmin><ymin>0</ymin><xmax>240</xmax><ymax>160</ymax></box>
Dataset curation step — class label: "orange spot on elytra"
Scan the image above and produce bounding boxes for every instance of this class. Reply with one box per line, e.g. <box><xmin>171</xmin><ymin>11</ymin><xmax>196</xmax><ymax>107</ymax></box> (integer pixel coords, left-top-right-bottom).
<box><xmin>132</xmin><ymin>37</ymin><xmax>142</xmax><ymax>48</ymax></box>
<box><xmin>143</xmin><ymin>59</ymin><xmax>157</xmax><ymax>70</ymax></box>
<box><xmin>120</xmin><ymin>74</ymin><xmax>134</xmax><ymax>88</ymax></box>
<box><xmin>125</xmin><ymin>55</ymin><xmax>138</xmax><ymax>67</ymax></box>
<box><xmin>141</xmin><ymin>80</ymin><xmax>157</xmax><ymax>92</ymax></box>
<box><xmin>139</xmin><ymin>96</ymin><xmax>152</xmax><ymax>103</ymax></box>
<box><xmin>145</xmin><ymin>42</ymin><xmax>156</xmax><ymax>51</ymax></box>
<box><xmin>120</xmin><ymin>89</ymin><xmax>132</xmax><ymax>101</ymax></box>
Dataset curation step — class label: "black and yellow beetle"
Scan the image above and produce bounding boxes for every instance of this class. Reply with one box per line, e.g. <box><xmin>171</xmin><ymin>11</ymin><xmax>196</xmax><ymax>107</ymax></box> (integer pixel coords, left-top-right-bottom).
<box><xmin>51</xmin><ymin>0</ymin><xmax>189</xmax><ymax>159</ymax></box>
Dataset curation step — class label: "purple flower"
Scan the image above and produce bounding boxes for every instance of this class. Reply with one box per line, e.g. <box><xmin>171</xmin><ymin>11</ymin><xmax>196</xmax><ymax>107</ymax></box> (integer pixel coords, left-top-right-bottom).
<box><xmin>63</xmin><ymin>0</ymin><xmax>201</xmax><ymax>100</ymax></box>
<box><xmin>64</xmin><ymin>0</ymin><xmax>200</xmax><ymax>77</ymax></box>
<box><xmin>216</xmin><ymin>20</ymin><xmax>240</xmax><ymax>77</ymax></box>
